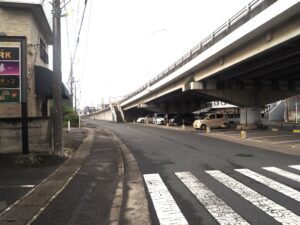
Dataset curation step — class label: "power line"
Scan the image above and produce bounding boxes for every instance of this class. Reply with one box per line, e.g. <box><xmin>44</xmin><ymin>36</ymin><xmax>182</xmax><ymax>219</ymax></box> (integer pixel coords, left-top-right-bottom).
<box><xmin>68</xmin><ymin>0</ymin><xmax>89</xmax><ymax>109</ymax></box>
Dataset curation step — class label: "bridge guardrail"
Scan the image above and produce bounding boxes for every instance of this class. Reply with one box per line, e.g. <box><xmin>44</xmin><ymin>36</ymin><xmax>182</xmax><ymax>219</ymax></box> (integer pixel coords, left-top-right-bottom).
<box><xmin>121</xmin><ymin>0</ymin><xmax>277</xmax><ymax>103</ymax></box>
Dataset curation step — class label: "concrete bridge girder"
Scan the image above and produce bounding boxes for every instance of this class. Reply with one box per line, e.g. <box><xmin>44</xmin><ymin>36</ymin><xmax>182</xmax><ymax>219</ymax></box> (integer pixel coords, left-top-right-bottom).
<box><xmin>196</xmin><ymin>89</ymin><xmax>299</xmax><ymax>107</ymax></box>
<box><xmin>186</xmin><ymin>80</ymin><xmax>300</xmax><ymax>106</ymax></box>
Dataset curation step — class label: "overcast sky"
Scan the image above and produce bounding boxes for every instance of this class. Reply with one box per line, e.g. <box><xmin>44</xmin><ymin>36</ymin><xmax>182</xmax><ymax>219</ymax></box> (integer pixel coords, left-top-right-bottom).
<box><xmin>59</xmin><ymin>0</ymin><xmax>251</xmax><ymax>108</ymax></box>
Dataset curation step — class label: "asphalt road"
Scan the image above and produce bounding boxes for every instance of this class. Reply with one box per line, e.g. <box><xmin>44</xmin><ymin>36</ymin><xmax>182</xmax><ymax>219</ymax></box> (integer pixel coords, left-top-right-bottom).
<box><xmin>90</xmin><ymin>120</ymin><xmax>300</xmax><ymax>225</ymax></box>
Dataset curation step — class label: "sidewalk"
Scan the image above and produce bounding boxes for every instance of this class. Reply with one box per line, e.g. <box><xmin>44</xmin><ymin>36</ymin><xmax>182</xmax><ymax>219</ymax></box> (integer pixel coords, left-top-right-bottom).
<box><xmin>0</xmin><ymin>126</ymin><xmax>151</xmax><ymax>225</ymax></box>
<box><xmin>0</xmin><ymin>128</ymin><xmax>90</xmax><ymax>224</ymax></box>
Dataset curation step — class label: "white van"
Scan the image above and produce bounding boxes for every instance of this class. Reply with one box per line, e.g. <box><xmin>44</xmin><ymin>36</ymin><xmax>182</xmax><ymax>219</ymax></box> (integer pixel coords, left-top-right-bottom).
<box><xmin>193</xmin><ymin>113</ymin><xmax>229</xmax><ymax>130</ymax></box>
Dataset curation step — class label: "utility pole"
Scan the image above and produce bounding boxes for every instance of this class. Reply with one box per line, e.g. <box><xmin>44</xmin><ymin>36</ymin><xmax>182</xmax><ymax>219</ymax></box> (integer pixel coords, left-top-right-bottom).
<box><xmin>52</xmin><ymin>0</ymin><xmax>63</xmax><ymax>155</ymax></box>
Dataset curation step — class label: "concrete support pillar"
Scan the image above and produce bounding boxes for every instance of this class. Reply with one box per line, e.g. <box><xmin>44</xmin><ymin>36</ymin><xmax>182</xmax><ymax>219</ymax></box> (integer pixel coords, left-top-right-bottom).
<box><xmin>240</xmin><ymin>107</ymin><xmax>261</xmax><ymax>129</ymax></box>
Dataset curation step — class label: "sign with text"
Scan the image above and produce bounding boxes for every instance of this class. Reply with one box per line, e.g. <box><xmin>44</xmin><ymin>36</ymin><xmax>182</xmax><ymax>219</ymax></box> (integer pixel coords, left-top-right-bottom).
<box><xmin>0</xmin><ymin>89</ymin><xmax>20</xmax><ymax>102</ymax></box>
<box><xmin>0</xmin><ymin>47</ymin><xmax>21</xmax><ymax>102</ymax></box>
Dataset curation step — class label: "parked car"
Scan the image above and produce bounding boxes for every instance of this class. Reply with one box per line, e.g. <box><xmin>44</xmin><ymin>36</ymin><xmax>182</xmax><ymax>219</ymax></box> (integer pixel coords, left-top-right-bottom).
<box><xmin>169</xmin><ymin>113</ymin><xmax>196</xmax><ymax>126</ymax></box>
<box><xmin>153</xmin><ymin>113</ymin><xmax>166</xmax><ymax>125</ymax></box>
<box><xmin>136</xmin><ymin>117</ymin><xmax>145</xmax><ymax>123</ymax></box>
<box><xmin>193</xmin><ymin>113</ymin><xmax>229</xmax><ymax>130</ymax></box>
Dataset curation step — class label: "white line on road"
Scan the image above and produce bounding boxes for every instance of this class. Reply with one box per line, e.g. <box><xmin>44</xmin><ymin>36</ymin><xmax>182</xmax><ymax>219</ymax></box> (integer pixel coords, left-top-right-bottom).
<box><xmin>289</xmin><ymin>165</ymin><xmax>300</xmax><ymax>171</ymax></box>
<box><xmin>263</xmin><ymin>167</ymin><xmax>300</xmax><ymax>183</ymax></box>
<box><xmin>143</xmin><ymin>174</ymin><xmax>188</xmax><ymax>225</ymax></box>
<box><xmin>206</xmin><ymin>170</ymin><xmax>300</xmax><ymax>225</ymax></box>
<box><xmin>0</xmin><ymin>185</ymin><xmax>35</xmax><ymax>188</ymax></box>
<box><xmin>235</xmin><ymin>168</ymin><xmax>300</xmax><ymax>202</ymax></box>
<box><xmin>27</xmin><ymin>167</ymin><xmax>81</xmax><ymax>225</ymax></box>
<box><xmin>245</xmin><ymin>139</ymin><xmax>263</xmax><ymax>142</ymax></box>
<box><xmin>271</xmin><ymin>140</ymin><xmax>300</xmax><ymax>144</ymax></box>
<box><xmin>248</xmin><ymin>134</ymin><xmax>295</xmax><ymax>139</ymax></box>
<box><xmin>175</xmin><ymin>172</ymin><xmax>249</xmax><ymax>225</ymax></box>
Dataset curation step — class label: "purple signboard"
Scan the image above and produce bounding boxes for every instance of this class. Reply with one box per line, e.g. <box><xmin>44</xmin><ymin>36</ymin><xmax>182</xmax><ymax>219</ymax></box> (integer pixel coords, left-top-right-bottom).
<box><xmin>0</xmin><ymin>61</ymin><xmax>20</xmax><ymax>75</ymax></box>
<box><xmin>0</xmin><ymin>46</ymin><xmax>21</xmax><ymax>102</ymax></box>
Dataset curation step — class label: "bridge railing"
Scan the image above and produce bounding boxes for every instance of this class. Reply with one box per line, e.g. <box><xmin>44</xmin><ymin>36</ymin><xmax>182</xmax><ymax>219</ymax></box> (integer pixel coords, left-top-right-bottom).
<box><xmin>121</xmin><ymin>0</ymin><xmax>277</xmax><ymax>103</ymax></box>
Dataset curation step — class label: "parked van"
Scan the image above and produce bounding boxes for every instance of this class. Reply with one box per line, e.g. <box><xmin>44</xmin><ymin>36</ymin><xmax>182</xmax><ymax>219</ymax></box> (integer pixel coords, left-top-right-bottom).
<box><xmin>193</xmin><ymin>113</ymin><xmax>229</xmax><ymax>130</ymax></box>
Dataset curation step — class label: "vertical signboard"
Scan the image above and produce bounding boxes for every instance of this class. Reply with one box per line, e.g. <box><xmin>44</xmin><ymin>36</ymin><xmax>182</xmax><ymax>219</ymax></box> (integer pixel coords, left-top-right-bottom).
<box><xmin>0</xmin><ymin>37</ymin><xmax>28</xmax><ymax>155</ymax></box>
<box><xmin>0</xmin><ymin>47</ymin><xmax>21</xmax><ymax>102</ymax></box>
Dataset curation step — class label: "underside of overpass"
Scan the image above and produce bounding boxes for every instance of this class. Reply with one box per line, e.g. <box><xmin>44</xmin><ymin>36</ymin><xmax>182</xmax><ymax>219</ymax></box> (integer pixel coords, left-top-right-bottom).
<box><xmin>123</xmin><ymin>32</ymin><xmax>300</xmax><ymax>123</ymax></box>
<box><xmin>192</xmin><ymin>34</ymin><xmax>300</xmax><ymax>107</ymax></box>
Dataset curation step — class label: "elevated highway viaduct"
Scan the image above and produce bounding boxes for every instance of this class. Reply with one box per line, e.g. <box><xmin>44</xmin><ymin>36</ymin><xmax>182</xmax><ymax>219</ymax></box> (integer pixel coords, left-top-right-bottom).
<box><xmin>89</xmin><ymin>0</ymin><xmax>300</xmax><ymax>128</ymax></box>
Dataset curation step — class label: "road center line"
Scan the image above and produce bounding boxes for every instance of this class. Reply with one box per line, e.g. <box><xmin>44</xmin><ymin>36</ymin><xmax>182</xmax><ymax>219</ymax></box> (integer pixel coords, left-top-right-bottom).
<box><xmin>143</xmin><ymin>174</ymin><xmax>188</xmax><ymax>225</ymax></box>
<box><xmin>206</xmin><ymin>170</ymin><xmax>300</xmax><ymax>225</ymax></box>
<box><xmin>175</xmin><ymin>172</ymin><xmax>249</xmax><ymax>225</ymax></box>
<box><xmin>235</xmin><ymin>168</ymin><xmax>300</xmax><ymax>202</ymax></box>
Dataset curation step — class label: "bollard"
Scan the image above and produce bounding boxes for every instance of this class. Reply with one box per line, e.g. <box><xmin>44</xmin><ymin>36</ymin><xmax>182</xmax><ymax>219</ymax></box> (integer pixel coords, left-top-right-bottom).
<box><xmin>68</xmin><ymin>121</ymin><xmax>71</xmax><ymax>132</ymax></box>
<box><xmin>206</xmin><ymin>126</ymin><xmax>210</xmax><ymax>133</ymax></box>
<box><xmin>240</xmin><ymin>130</ymin><xmax>246</xmax><ymax>139</ymax></box>
<box><xmin>166</xmin><ymin>123</ymin><xmax>169</xmax><ymax>127</ymax></box>
<box><xmin>182</xmin><ymin>124</ymin><xmax>185</xmax><ymax>130</ymax></box>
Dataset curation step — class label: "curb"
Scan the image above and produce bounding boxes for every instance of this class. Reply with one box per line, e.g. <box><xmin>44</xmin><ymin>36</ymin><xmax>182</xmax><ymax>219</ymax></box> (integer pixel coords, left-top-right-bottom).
<box><xmin>0</xmin><ymin>128</ymin><xmax>95</xmax><ymax>224</ymax></box>
<box><xmin>106</xmin><ymin>129</ymin><xmax>152</xmax><ymax>225</ymax></box>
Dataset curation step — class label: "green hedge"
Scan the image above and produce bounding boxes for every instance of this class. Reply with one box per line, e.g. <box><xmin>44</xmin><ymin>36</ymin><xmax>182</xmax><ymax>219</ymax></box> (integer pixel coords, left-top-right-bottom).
<box><xmin>63</xmin><ymin>104</ymin><xmax>79</xmax><ymax>127</ymax></box>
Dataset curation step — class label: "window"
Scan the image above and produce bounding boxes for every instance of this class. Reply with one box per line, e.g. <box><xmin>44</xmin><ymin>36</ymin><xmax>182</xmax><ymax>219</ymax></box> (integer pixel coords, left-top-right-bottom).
<box><xmin>209</xmin><ymin>115</ymin><xmax>215</xmax><ymax>119</ymax></box>
<box><xmin>216</xmin><ymin>114</ymin><xmax>223</xmax><ymax>118</ymax></box>
<box><xmin>40</xmin><ymin>38</ymin><xmax>48</xmax><ymax>64</ymax></box>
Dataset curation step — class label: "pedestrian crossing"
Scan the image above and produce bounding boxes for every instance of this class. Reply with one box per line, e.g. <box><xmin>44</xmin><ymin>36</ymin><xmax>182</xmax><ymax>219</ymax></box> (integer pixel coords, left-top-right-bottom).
<box><xmin>143</xmin><ymin>165</ymin><xmax>300</xmax><ymax>225</ymax></box>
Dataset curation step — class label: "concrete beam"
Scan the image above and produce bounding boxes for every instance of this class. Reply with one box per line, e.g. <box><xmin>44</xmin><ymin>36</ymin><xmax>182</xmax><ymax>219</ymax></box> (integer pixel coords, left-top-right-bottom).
<box><xmin>197</xmin><ymin>89</ymin><xmax>300</xmax><ymax>107</ymax></box>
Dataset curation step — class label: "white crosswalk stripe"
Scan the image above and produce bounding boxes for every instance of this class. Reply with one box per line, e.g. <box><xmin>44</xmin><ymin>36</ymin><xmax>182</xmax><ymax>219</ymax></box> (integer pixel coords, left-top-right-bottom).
<box><xmin>263</xmin><ymin>167</ymin><xmax>300</xmax><ymax>183</ymax></box>
<box><xmin>235</xmin><ymin>168</ymin><xmax>300</xmax><ymax>202</ymax></box>
<box><xmin>143</xmin><ymin>173</ymin><xmax>188</xmax><ymax>225</ymax></box>
<box><xmin>289</xmin><ymin>165</ymin><xmax>300</xmax><ymax>171</ymax></box>
<box><xmin>175</xmin><ymin>172</ymin><xmax>250</xmax><ymax>225</ymax></box>
<box><xmin>206</xmin><ymin>170</ymin><xmax>300</xmax><ymax>225</ymax></box>
<box><xmin>144</xmin><ymin>166</ymin><xmax>300</xmax><ymax>225</ymax></box>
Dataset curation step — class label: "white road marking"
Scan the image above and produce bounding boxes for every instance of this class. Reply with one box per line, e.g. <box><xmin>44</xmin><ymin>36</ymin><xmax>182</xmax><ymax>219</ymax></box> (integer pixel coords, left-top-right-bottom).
<box><xmin>143</xmin><ymin>174</ymin><xmax>188</xmax><ymax>225</ymax></box>
<box><xmin>248</xmin><ymin>134</ymin><xmax>295</xmax><ymax>139</ymax></box>
<box><xmin>235</xmin><ymin>168</ymin><xmax>300</xmax><ymax>202</ymax></box>
<box><xmin>272</xmin><ymin>140</ymin><xmax>300</xmax><ymax>144</ymax></box>
<box><xmin>27</xmin><ymin>167</ymin><xmax>81</xmax><ymax>225</ymax></box>
<box><xmin>263</xmin><ymin>167</ymin><xmax>300</xmax><ymax>183</ymax></box>
<box><xmin>206</xmin><ymin>170</ymin><xmax>300</xmax><ymax>225</ymax></box>
<box><xmin>0</xmin><ymin>185</ymin><xmax>35</xmax><ymax>188</ymax></box>
<box><xmin>289</xmin><ymin>165</ymin><xmax>300</xmax><ymax>171</ymax></box>
<box><xmin>245</xmin><ymin>139</ymin><xmax>263</xmax><ymax>142</ymax></box>
<box><xmin>175</xmin><ymin>172</ymin><xmax>249</xmax><ymax>225</ymax></box>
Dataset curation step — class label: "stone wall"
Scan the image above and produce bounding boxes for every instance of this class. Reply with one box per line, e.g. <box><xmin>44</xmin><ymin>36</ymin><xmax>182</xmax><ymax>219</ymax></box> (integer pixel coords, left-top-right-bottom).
<box><xmin>0</xmin><ymin>117</ymin><xmax>52</xmax><ymax>153</ymax></box>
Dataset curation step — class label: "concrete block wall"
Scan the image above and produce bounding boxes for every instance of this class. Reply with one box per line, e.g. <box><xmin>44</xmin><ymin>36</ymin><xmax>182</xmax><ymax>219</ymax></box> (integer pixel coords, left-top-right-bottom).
<box><xmin>0</xmin><ymin>118</ymin><xmax>52</xmax><ymax>153</ymax></box>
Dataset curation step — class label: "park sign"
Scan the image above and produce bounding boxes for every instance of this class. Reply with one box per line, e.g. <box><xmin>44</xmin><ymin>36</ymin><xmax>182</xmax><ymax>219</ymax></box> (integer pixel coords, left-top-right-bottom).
<box><xmin>0</xmin><ymin>47</ymin><xmax>21</xmax><ymax>102</ymax></box>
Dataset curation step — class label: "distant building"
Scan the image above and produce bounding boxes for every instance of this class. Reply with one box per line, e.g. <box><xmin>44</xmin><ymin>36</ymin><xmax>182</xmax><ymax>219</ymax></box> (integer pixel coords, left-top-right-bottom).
<box><xmin>84</xmin><ymin>106</ymin><xmax>96</xmax><ymax>114</ymax></box>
